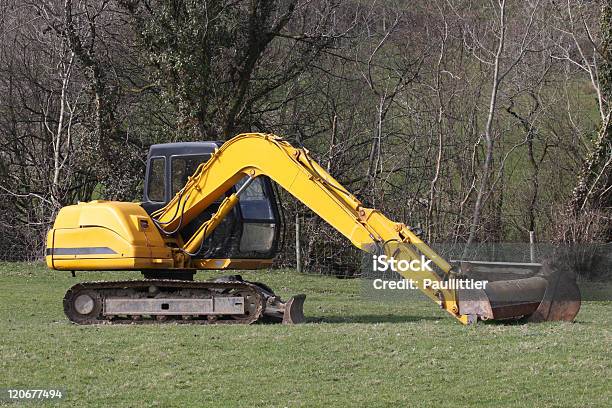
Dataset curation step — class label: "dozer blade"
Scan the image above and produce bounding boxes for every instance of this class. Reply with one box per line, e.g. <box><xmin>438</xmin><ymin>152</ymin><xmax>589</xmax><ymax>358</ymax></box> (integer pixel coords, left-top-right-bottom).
<box><xmin>282</xmin><ymin>294</ymin><xmax>306</xmax><ymax>324</ymax></box>
<box><xmin>260</xmin><ymin>293</ymin><xmax>306</xmax><ymax>324</ymax></box>
<box><xmin>457</xmin><ymin>260</ymin><xmax>581</xmax><ymax>323</ymax></box>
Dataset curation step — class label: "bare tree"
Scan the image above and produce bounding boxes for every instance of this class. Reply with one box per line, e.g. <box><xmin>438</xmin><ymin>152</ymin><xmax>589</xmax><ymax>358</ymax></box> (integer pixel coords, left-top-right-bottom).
<box><xmin>550</xmin><ymin>0</ymin><xmax>611</xmax><ymax>242</ymax></box>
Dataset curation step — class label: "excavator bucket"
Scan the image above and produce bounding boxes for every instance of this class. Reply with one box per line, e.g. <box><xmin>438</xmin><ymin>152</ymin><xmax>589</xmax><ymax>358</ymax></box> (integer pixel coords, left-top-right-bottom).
<box><xmin>456</xmin><ymin>260</ymin><xmax>581</xmax><ymax>323</ymax></box>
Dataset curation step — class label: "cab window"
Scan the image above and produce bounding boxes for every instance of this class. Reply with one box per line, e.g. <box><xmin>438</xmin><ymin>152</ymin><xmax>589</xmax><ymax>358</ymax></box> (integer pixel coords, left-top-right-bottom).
<box><xmin>147</xmin><ymin>157</ymin><xmax>165</xmax><ymax>202</ymax></box>
<box><xmin>240</xmin><ymin>223</ymin><xmax>276</xmax><ymax>253</ymax></box>
<box><xmin>236</xmin><ymin>177</ymin><xmax>274</xmax><ymax>221</ymax></box>
<box><xmin>171</xmin><ymin>155</ymin><xmax>210</xmax><ymax>195</ymax></box>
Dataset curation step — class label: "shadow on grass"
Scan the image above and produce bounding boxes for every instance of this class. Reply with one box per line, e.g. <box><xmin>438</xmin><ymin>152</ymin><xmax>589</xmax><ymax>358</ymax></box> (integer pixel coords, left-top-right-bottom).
<box><xmin>305</xmin><ymin>314</ymin><xmax>443</xmax><ymax>324</ymax></box>
<box><xmin>305</xmin><ymin>314</ymin><xmax>587</xmax><ymax>325</ymax></box>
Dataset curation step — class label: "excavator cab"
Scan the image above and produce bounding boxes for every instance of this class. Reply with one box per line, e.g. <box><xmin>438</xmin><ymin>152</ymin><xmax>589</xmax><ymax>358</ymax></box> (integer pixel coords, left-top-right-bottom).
<box><xmin>141</xmin><ymin>141</ymin><xmax>282</xmax><ymax>261</ymax></box>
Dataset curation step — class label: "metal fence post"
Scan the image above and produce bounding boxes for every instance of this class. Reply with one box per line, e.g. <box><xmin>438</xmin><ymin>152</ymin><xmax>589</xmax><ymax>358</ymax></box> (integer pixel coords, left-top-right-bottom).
<box><xmin>529</xmin><ymin>230</ymin><xmax>536</xmax><ymax>263</ymax></box>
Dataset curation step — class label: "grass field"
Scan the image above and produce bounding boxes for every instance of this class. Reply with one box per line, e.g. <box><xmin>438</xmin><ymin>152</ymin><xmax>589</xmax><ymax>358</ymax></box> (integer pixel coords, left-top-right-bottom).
<box><xmin>0</xmin><ymin>262</ymin><xmax>610</xmax><ymax>407</ymax></box>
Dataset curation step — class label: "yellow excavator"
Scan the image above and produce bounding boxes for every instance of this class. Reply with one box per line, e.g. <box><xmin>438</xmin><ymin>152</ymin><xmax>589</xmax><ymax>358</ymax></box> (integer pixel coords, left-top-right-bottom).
<box><xmin>46</xmin><ymin>133</ymin><xmax>581</xmax><ymax>325</ymax></box>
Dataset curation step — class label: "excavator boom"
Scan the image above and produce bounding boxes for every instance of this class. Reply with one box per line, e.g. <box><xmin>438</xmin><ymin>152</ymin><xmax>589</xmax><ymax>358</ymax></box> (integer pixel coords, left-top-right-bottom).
<box><xmin>46</xmin><ymin>133</ymin><xmax>581</xmax><ymax>324</ymax></box>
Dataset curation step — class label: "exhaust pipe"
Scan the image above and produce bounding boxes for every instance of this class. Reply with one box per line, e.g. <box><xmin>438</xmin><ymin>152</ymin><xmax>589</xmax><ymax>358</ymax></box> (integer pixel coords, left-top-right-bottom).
<box><xmin>456</xmin><ymin>260</ymin><xmax>581</xmax><ymax>322</ymax></box>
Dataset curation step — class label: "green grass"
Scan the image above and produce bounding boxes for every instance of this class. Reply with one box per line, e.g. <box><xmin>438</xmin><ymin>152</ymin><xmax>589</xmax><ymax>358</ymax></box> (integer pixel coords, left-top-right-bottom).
<box><xmin>0</xmin><ymin>262</ymin><xmax>610</xmax><ymax>407</ymax></box>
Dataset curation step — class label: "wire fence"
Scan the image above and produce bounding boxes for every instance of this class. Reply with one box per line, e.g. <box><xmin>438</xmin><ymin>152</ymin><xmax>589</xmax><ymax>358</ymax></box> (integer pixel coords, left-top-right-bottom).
<box><xmin>0</xmin><ymin>227</ymin><xmax>46</xmax><ymax>262</ymax></box>
<box><xmin>286</xmin><ymin>217</ymin><xmax>612</xmax><ymax>281</ymax></box>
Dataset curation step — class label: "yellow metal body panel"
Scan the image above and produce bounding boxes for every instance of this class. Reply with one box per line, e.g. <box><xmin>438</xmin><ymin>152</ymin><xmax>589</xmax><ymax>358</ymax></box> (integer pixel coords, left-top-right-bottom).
<box><xmin>46</xmin><ymin>201</ymin><xmax>173</xmax><ymax>270</ymax></box>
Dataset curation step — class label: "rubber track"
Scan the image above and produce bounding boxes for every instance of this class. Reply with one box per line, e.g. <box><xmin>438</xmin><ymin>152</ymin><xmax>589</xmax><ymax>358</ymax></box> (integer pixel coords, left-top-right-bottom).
<box><xmin>63</xmin><ymin>279</ymin><xmax>264</xmax><ymax>325</ymax></box>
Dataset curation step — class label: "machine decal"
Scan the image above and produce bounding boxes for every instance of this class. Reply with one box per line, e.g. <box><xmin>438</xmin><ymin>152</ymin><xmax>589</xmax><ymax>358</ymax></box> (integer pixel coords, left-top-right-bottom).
<box><xmin>46</xmin><ymin>247</ymin><xmax>117</xmax><ymax>256</ymax></box>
